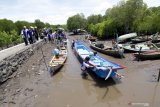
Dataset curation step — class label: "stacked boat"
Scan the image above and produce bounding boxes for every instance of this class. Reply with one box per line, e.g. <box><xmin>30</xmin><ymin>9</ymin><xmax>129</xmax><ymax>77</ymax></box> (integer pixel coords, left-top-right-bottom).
<box><xmin>131</xmin><ymin>36</ymin><xmax>151</xmax><ymax>44</ymax></box>
<box><xmin>118</xmin><ymin>33</ymin><xmax>137</xmax><ymax>43</ymax></box>
<box><xmin>74</xmin><ymin>41</ymin><xmax>126</xmax><ymax>80</ymax></box>
<box><xmin>121</xmin><ymin>43</ymin><xmax>159</xmax><ymax>53</ymax></box>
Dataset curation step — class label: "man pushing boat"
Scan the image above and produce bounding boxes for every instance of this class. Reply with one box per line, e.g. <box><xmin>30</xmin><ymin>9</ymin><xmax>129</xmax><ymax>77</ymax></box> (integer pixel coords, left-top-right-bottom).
<box><xmin>81</xmin><ymin>52</ymin><xmax>97</xmax><ymax>77</ymax></box>
<box><xmin>81</xmin><ymin>56</ymin><xmax>94</xmax><ymax>77</ymax></box>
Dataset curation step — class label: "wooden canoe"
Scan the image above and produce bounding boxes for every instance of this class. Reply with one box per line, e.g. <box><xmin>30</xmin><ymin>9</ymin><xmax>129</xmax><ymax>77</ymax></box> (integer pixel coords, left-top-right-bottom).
<box><xmin>49</xmin><ymin>47</ymin><xmax>67</xmax><ymax>75</ymax></box>
<box><xmin>122</xmin><ymin>43</ymin><xmax>158</xmax><ymax>53</ymax></box>
<box><xmin>90</xmin><ymin>42</ymin><xmax>124</xmax><ymax>58</ymax></box>
<box><xmin>134</xmin><ymin>50</ymin><xmax>160</xmax><ymax>60</ymax></box>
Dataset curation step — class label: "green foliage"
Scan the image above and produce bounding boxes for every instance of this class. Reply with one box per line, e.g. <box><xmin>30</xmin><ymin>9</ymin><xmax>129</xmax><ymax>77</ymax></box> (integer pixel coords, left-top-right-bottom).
<box><xmin>88</xmin><ymin>19</ymin><xmax>116</xmax><ymax>38</ymax></box>
<box><xmin>34</xmin><ymin>19</ymin><xmax>45</xmax><ymax>29</ymax></box>
<box><xmin>135</xmin><ymin>6</ymin><xmax>160</xmax><ymax>34</ymax></box>
<box><xmin>0</xmin><ymin>31</ymin><xmax>11</xmax><ymax>48</ymax></box>
<box><xmin>0</xmin><ymin>32</ymin><xmax>5</xmax><ymax>47</ymax></box>
<box><xmin>67</xmin><ymin>13</ymin><xmax>87</xmax><ymax>31</ymax></box>
<box><xmin>45</xmin><ymin>23</ymin><xmax>51</xmax><ymax>28</ymax></box>
<box><xmin>0</xmin><ymin>30</ymin><xmax>22</xmax><ymax>48</ymax></box>
<box><xmin>88</xmin><ymin>24</ymin><xmax>97</xmax><ymax>36</ymax></box>
<box><xmin>15</xmin><ymin>21</ymin><xmax>30</xmax><ymax>35</ymax></box>
<box><xmin>85</xmin><ymin>0</ymin><xmax>160</xmax><ymax>38</ymax></box>
<box><xmin>0</xmin><ymin>19</ymin><xmax>18</xmax><ymax>33</ymax></box>
<box><xmin>0</xmin><ymin>18</ymin><xmax>61</xmax><ymax>49</ymax></box>
<box><xmin>105</xmin><ymin>0</ymin><xmax>147</xmax><ymax>33</ymax></box>
<box><xmin>87</xmin><ymin>14</ymin><xmax>103</xmax><ymax>25</ymax></box>
<box><xmin>10</xmin><ymin>30</ymin><xmax>22</xmax><ymax>45</ymax></box>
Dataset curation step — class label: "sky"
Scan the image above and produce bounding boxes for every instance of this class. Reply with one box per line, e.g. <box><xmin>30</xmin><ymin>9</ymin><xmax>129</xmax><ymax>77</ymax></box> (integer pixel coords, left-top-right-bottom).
<box><xmin>0</xmin><ymin>0</ymin><xmax>159</xmax><ymax>25</ymax></box>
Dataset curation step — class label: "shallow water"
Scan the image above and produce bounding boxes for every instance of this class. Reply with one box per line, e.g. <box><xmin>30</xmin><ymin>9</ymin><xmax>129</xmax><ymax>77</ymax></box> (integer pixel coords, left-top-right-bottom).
<box><xmin>33</xmin><ymin>36</ymin><xmax>160</xmax><ymax>107</ymax></box>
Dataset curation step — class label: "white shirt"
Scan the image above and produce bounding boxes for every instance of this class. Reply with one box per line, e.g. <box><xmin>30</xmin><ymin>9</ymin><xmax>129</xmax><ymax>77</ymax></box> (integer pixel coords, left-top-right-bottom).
<box><xmin>81</xmin><ymin>62</ymin><xmax>90</xmax><ymax>71</ymax></box>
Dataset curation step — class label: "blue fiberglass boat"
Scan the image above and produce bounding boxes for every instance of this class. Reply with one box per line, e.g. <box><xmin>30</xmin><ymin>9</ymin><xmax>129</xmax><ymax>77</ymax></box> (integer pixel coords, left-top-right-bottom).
<box><xmin>74</xmin><ymin>41</ymin><xmax>126</xmax><ymax>80</ymax></box>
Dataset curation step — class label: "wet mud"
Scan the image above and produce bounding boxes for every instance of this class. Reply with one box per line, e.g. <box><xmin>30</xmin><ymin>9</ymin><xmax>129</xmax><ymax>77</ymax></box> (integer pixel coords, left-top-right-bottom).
<box><xmin>0</xmin><ymin>35</ymin><xmax>160</xmax><ymax>107</ymax></box>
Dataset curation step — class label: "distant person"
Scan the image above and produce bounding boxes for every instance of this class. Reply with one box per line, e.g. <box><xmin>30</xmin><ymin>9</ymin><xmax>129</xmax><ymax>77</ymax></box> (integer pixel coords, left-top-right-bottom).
<box><xmin>31</xmin><ymin>27</ymin><xmax>36</xmax><ymax>43</ymax></box>
<box><xmin>56</xmin><ymin>32</ymin><xmax>62</xmax><ymax>45</ymax></box>
<box><xmin>34</xmin><ymin>27</ymin><xmax>39</xmax><ymax>41</ymax></box>
<box><xmin>51</xmin><ymin>32</ymin><xmax>55</xmax><ymax>43</ymax></box>
<box><xmin>47</xmin><ymin>33</ymin><xmax>51</xmax><ymax>42</ymax></box>
<box><xmin>112</xmin><ymin>40</ymin><xmax>118</xmax><ymax>49</ymax></box>
<box><xmin>71</xmin><ymin>40</ymin><xmax>75</xmax><ymax>49</ymax></box>
<box><xmin>21</xmin><ymin>26</ymin><xmax>28</xmax><ymax>46</ymax></box>
<box><xmin>112</xmin><ymin>39</ymin><xmax>115</xmax><ymax>47</ymax></box>
<box><xmin>27</xmin><ymin>27</ymin><xmax>33</xmax><ymax>44</ymax></box>
<box><xmin>43</xmin><ymin>28</ymin><xmax>48</xmax><ymax>37</ymax></box>
<box><xmin>118</xmin><ymin>47</ymin><xmax>125</xmax><ymax>58</ymax></box>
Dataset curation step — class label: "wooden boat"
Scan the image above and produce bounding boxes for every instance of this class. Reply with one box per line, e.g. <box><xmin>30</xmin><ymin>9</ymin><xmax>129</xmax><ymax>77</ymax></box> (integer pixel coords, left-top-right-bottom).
<box><xmin>134</xmin><ymin>50</ymin><xmax>160</xmax><ymax>60</ymax></box>
<box><xmin>49</xmin><ymin>46</ymin><xmax>67</xmax><ymax>75</ymax></box>
<box><xmin>118</xmin><ymin>33</ymin><xmax>137</xmax><ymax>42</ymax></box>
<box><xmin>74</xmin><ymin>41</ymin><xmax>126</xmax><ymax>80</ymax></box>
<box><xmin>122</xmin><ymin>43</ymin><xmax>159</xmax><ymax>53</ymax></box>
<box><xmin>88</xmin><ymin>36</ymin><xmax>97</xmax><ymax>42</ymax></box>
<box><xmin>131</xmin><ymin>38</ymin><xmax>151</xmax><ymax>44</ymax></box>
<box><xmin>152</xmin><ymin>34</ymin><xmax>160</xmax><ymax>43</ymax></box>
<box><xmin>152</xmin><ymin>38</ymin><xmax>160</xmax><ymax>43</ymax></box>
<box><xmin>90</xmin><ymin>42</ymin><xmax>124</xmax><ymax>58</ymax></box>
<box><xmin>155</xmin><ymin>43</ymin><xmax>160</xmax><ymax>49</ymax></box>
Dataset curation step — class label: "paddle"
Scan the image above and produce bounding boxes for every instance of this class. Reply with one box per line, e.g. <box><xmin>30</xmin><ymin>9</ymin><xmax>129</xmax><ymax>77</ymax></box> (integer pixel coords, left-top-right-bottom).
<box><xmin>105</xmin><ymin>66</ymin><xmax>113</xmax><ymax>80</ymax></box>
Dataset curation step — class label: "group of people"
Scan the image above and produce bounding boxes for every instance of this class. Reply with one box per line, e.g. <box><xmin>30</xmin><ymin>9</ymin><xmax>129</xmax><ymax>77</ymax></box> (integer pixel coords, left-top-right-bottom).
<box><xmin>21</xmin><ymin>26</ymin><xmax>39</xmax><ymax>46</ymax></box>
<box><xmin>51</xmin><ymin>29</ymin><xmax>67</xmax><ymax>58</ymax></box>
<box><xmin>42</xmin><ymin>28</ymin><xmax>66</xmax><ymax>45</ymax></box>
<box><xmin>21</xmin><ymin>26</ymin><xmax>67</xmax><ymax>47</ymax></box>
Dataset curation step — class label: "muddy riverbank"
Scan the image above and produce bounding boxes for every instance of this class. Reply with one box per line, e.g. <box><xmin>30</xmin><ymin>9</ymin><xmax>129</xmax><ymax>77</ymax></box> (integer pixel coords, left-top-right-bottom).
<box><xmin>0</xmin><ymin>35</ymin><xmax>160</xmax><ymax>107</ymax></box>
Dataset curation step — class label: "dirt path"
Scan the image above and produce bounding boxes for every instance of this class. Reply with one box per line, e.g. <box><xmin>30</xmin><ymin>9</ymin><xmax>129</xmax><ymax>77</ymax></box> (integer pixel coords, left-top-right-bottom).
<box><xmin>0</xmin><ymin>42</ymin><xmax>53</xmax><ymax>107</ymax></box>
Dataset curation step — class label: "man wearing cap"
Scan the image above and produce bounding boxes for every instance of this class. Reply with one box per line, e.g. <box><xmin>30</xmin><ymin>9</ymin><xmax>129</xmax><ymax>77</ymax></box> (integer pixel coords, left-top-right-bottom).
<box><xmin>21</xmin><ymin>26</ymin><xmax>28</xmax><ymax>46</ymax></box>
<box><xmin>27</xmin><ymin>26</ymin><xmax>33</xmax><ymax>44</ymax></box>
<box><xmin>34</xmin><ymin>27</ymin><xmax>39</xmax><ymax>41</ymax></box>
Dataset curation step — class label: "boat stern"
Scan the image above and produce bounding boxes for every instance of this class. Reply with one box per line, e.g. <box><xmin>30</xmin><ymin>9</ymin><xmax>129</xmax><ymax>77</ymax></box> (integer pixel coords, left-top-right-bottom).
<box><xmin>94</xmin><ymin>68</ymin><xmax>117</xmax><ymax>79</ymax></box>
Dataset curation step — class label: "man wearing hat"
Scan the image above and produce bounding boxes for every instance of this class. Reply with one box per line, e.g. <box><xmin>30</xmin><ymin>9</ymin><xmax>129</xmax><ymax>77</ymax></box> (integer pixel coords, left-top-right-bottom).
<box><xmin>27</xmin><ymin>26</ymin><xmax>33</xmax><ymax>44</ymax></box>
<box><xmin>21</xmin><ymin>26</ymin><xmax>28</xmax><ymax>46</ymax></box>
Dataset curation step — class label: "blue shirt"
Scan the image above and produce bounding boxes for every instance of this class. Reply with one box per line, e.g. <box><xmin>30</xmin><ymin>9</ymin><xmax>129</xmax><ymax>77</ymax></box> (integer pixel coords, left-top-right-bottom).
<box><xmin>21</xmin><ymin>29</ymin><xmax>27</xmax><ymax>38</ymax></box>
<box><xmin>52</xmin><ymin>48</ymin><xmax>60</xmax><ymax>56</ymax></box>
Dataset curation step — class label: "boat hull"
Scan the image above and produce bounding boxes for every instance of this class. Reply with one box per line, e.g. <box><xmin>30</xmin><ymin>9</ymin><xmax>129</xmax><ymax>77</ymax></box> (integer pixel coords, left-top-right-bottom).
<box><xmin>90</xmin><ymin>43</ymin><xmax>123</xmax><ymax>58</ymax></box>
<box><xmin>118</xmin><ymin>33</ymin><xmax>137</xmax><ymax>42</ymax></box>
<box><xmin>74</xmin><ymin>41</ymin><xmax>125</xmax><ymax>79</ymax></box>
<box><xmin>49</xmin><ymin>47</ymin><xmax>67</xmax><ymax>75</ymax></box>
<box><xmin>134</xmin><ymin>50</ymin><xmax>160</xmax><ymax>60</ymax></box>
<box><xmin>122</xmin><ymin>43</ymin><xmax>158</xmax><ymax>53</ymax></box>
<box><xmin>74</xmin><ymin>49</ymin><xmax>117</xmax><ymax>78</ymax></box>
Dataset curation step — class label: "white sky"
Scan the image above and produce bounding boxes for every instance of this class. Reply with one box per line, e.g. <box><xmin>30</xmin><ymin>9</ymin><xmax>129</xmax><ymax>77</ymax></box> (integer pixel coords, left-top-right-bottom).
<box><xmin>0</xmin><ymin>0</ymin><xmax>159</xmax><ymax>25</ymax></box>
